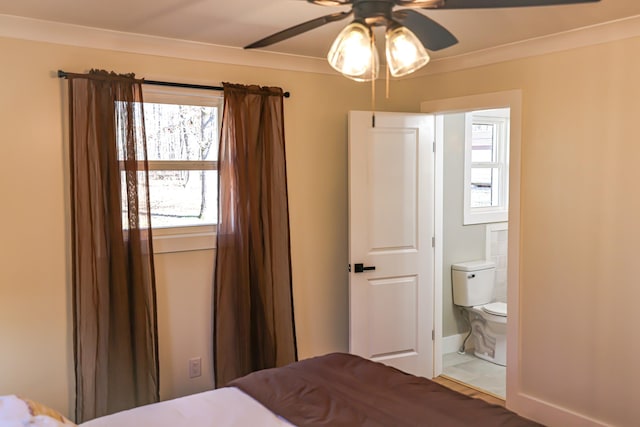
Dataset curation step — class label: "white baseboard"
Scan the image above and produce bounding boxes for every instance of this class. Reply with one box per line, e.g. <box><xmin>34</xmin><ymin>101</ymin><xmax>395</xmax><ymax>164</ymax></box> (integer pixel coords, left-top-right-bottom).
<box><xmin>508</xmin><ymin>392</ymin><xmax>611</xmax><ymax>427</ymax></box>
<box><xmin>442</xmin><ymin>333</ymin><xmax>473</xmax><ymax>355</ymax></box>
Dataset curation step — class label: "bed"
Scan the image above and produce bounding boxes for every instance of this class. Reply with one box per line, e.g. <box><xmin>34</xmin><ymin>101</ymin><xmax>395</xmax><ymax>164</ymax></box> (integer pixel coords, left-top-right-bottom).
<box><xmin>3</xmin><ymin>353</ymin><xmax>542</xmax><ymax>427</ymax></box>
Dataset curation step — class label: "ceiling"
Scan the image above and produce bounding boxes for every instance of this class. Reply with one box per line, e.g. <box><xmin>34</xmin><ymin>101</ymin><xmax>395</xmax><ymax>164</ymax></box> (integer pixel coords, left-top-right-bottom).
<box><xmin>1</xmin><ymin>0</ymin><xmax>639</xmax><ymax>62</ymax></box>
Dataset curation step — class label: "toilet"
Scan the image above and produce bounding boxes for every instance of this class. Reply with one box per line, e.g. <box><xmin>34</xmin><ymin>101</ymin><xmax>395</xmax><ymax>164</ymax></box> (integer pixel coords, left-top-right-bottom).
<box><xmin>452</xmin><ymin>260</ymin><xmax>507</xmax><ymax>366</ymax></box>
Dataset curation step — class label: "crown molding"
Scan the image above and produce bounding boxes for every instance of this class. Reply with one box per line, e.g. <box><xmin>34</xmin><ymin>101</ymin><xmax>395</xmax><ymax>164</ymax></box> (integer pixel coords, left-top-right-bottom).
<box><xmin>415</xmin><ymin>14</ymin><xmax>640</xmax><ymax>77</ymax></box>
<box><xmin>0</xmin><ymin>14</ymin><xmax>333</xmax><ymax>75</ymax></box>
<box><xmin>1</xmin><ymin>13</ymin><xmax>640</xmax><ymax>78</ymax></box>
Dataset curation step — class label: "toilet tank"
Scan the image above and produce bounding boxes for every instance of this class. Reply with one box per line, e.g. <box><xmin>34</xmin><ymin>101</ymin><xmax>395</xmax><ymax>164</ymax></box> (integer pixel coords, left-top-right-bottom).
<box><xmin>451</xmin><ymin>260</ymin><xmax>496</xmax><ymax>307</ymax></box>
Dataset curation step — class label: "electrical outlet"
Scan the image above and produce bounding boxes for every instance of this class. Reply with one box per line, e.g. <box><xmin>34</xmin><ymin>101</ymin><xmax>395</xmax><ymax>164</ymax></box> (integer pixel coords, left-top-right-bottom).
<box><xmin>189</xmin><ymin>357</ymin><xmax>202</xmax><ymax>378</ymax></box>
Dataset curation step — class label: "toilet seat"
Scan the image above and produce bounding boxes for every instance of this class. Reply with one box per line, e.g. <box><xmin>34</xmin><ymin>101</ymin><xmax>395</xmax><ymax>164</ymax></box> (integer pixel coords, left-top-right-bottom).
<box><xmin>482</xmin><ymin>302</ymin><xmax>507</xmax><ymax>317</ymax></box>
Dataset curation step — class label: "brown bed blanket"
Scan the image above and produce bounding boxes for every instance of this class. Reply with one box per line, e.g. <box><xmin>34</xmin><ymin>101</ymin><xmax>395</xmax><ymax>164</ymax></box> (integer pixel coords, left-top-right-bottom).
<box><xmin>228</xmin><ymin>353</ymin><xmax>542</xmax><ymax>427</ymax></box>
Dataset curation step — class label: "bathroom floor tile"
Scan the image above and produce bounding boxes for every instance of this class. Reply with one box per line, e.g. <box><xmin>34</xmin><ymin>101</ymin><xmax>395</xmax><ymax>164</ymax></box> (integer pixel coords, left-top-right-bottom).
<box><xmin>442</xmin><ymin>351</ymin><xmax>476</xmax><ymax>368</ymax></box>
<box><xmin>442</xmin><ymin>352</ymin><xmax>506</xmax><ymax>398</ymax></box>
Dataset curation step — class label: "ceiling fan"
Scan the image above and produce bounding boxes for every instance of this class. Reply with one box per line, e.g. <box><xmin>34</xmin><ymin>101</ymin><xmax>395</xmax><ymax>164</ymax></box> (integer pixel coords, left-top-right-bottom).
<box><xmin>245</xmin><ymin>0</ymin><xmax>600</xmax><ymax>80</ymax></box>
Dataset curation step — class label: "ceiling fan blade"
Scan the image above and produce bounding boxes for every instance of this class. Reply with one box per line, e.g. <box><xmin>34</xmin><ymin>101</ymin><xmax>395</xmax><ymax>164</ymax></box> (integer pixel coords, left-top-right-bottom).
<box><xmin>431</xmin><ymin>0</ymin><xmax>599</xmax><ymax>9</ymax></box>
<box><xmin>307</xmin><ymin>0</ymin><xmax>353</xmax><ymax>5</ymax></box>
<box><xmin>245</xmin><ymin>11</ymin><xmax>352</xmax><ymax>49</ymax></box>
<box><xmin>394</xmin><ymin>1</ymin><xmax>447</xmax><ymax>7</ymax></box>
<box><xmin>392</xmin><ymin>9</ymin><xmax>458</xmax><ymax>51</ymax></box>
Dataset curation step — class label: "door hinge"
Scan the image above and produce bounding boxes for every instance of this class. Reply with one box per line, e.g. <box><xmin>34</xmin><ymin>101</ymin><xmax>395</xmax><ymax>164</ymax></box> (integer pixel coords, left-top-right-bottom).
<box><xmin>432</xmin><ymin>330</ymin><xmax>435</xmax><ymax>341</ymax></box>
<box><xmin>432</xmin><ymin>237</ymin><xmax>435</xmax><ymax>248</ymax></box>
<box><xmin>432</xmin><ymin>141</ymin><xmax>435</xmax><ymax>153</ymax></box>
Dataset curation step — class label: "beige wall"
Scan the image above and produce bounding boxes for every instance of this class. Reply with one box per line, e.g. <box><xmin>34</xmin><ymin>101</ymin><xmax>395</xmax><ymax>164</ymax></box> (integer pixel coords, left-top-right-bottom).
<box><xmin>154</xmin><ymin>249</ymin><xmax>215</xmax><ymax>400</ymax></box>
<box><xmin>0</xmin><ymin>36</ymin><xmax>414</xmax><ymax>419</ymax></box>
<box><xmin>397</xmin><ymin>37</ymin><xmax>640</xmax><ymax>425</ymax></box>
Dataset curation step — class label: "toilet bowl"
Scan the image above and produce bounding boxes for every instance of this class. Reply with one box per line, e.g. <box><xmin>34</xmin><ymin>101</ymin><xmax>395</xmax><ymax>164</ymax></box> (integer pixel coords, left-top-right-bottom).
<box><xmin>452</xmin><ymin>261</ymin><xmax>507</xmax><ymax>366</ymax></box>
<box><xmin>467</xmin><ymin>302</ymin><xmax>507</xmax><ymax>366</ymax></box>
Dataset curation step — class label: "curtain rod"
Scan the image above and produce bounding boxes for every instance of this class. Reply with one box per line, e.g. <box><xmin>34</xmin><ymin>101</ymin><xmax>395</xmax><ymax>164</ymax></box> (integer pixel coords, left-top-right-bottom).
<box><xmin>57</xmin><ymin>70</ymin><xmax>291</xmax><ymax>98</ymax></box>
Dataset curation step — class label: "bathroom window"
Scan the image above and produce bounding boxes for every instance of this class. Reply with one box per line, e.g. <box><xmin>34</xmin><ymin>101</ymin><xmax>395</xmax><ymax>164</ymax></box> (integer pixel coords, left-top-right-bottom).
<box><xmin>463</xmin><ymin>108</ymin><xmax>510</xmax><ymax>225</ymax></box>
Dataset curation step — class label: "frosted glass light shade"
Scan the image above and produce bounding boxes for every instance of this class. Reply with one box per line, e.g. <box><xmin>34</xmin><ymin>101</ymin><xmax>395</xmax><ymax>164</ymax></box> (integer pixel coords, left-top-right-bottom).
<box><xmin>385</xmin><ymin>25</ymin><xmax>430</xmax><ymax>77</ymax></box>
<box><xmin>327</xmin><ymin>22</ymin><xmax>379</xmax><ymax>82</ymax></box>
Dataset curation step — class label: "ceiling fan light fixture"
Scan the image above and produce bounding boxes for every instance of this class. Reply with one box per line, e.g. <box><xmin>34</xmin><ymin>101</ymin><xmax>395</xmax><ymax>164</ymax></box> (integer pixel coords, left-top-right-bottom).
<box><xmin>385</xmin><ymin>25</ymin><xmax>430</xmax><ymax>77</ymax></box>
<box><xmin>327</xmin><ymin>22</ymin><xmax>379</xmax><ymax>82</ymax></box>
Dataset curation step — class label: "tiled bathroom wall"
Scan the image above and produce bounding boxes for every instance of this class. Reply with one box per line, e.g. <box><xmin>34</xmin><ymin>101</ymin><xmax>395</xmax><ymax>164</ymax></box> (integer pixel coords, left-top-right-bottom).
<box><xmin>486</xmin><ymin>223</ymin><xmax>508</xmax><ymax>302</ymax></box>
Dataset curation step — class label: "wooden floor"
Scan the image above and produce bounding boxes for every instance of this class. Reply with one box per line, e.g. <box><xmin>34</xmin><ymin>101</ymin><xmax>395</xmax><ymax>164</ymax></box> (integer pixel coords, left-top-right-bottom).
<box><xmin>431</xmin><ymin>375</ymin><xmax>506</xmax><ymax>407</ymax></box>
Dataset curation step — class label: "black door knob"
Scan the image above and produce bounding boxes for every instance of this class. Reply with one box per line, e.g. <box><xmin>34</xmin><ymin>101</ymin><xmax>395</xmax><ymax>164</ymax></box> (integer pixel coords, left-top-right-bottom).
<box><xmin>354</xmin><ymin>263</ymin><xmax>376</xmax><ymax>273</ymax></box>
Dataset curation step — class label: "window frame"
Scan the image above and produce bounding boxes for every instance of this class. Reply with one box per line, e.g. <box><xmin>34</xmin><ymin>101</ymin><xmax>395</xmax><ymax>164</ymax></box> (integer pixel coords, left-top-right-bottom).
<box><xmin>141</xmin><ymin>85</ymin><xmax>223</xmax><ymax>253</ymax></box>
<box><xmin>463</xmin><ymin>109</ymin><xmax>510</xmax><ymax>225</ymax></box>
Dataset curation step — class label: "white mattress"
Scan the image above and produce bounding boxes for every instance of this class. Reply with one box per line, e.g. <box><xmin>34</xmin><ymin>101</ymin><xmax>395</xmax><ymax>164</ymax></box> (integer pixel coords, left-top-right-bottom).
<box><xmin>80</xmin><ymin>387</ymin><xmax>294</xmax><ymax>427</ymax></box>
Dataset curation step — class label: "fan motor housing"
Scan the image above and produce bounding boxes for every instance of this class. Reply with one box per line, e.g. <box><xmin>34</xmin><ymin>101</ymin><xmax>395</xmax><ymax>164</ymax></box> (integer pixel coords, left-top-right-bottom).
<box><xmin>353</xmin><ymin>0</ymin><xmax>394</xmax><ymax>26</ymax></box>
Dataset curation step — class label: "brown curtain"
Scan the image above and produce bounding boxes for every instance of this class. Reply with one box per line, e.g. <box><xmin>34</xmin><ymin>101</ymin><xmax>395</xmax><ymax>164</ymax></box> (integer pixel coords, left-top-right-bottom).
<box><xmin>214</xmin><ymin>83</ymin><xmax>297</xmax><ymax>387</ymax></box>
<box><xmin>68</xmin><ymin>70</ymin><xmax>159</xmax><ymax>422</ymax></box>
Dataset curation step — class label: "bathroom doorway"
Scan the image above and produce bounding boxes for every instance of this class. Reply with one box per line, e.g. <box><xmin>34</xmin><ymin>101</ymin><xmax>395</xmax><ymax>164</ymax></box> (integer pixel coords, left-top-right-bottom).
<box><xmin>421</xmin><ymin>91</ymin><xmax>522</xmax><ymax>402</ymax></box>
<box><xmin>441</xmin><ymin>108</ymin><xmax>509</xmax><ymax>398</ymax></box>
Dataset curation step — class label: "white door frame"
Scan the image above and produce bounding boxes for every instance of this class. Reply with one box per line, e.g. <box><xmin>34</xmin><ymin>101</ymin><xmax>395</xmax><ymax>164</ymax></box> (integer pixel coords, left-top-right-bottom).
<box><xmin>420</xmin><ymin>90</ymin><xmax>522</xmax><ymax>405</ymax></box>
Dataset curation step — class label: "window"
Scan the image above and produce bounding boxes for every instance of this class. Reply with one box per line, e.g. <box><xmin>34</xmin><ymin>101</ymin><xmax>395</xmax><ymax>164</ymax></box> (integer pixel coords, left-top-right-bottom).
<box><xmin>118</xmin><ymin>87</ymin><xmax>222</xmax><ymax>252</ymax></box>
<box><xmin>463</xmin><ymin>108</ymin><xmax>510</xmax><ymax>225</ymax></box>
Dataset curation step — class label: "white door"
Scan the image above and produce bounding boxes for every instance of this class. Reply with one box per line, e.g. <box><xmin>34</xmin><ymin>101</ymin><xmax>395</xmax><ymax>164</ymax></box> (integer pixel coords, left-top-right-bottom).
<box><xmin>348</xmin><ymin>111</ymin><xmax>435</xmax><ymax>378</ymax></box>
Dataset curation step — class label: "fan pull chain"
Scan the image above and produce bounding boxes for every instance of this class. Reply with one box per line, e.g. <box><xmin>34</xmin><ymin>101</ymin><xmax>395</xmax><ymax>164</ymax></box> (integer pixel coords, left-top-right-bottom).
<box><xmin>386</xmin><ymin>62</ymin><xmax>390</xmax><ymax>99</ymax></box>
<box><xmin>371</xmin><ymin>30</ymin><xmax>376</xmax><ymax>128</ymax></box>
<box><xmin>371</xmin><ymin>76</ymin><xmax>376</xmax><ymax>128</ymax></box>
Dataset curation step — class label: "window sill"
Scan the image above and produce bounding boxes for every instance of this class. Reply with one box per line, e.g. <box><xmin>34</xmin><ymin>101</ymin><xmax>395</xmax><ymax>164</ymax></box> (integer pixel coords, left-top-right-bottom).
<box><xmin>152</xmin><ymin>225</ymin><xmax>216</xmax><ymax>254</ymax></box>
<box><xmin>464</xmin><ymin>210</ymin><xmax>508</xmax><ymax>226</ymax></box>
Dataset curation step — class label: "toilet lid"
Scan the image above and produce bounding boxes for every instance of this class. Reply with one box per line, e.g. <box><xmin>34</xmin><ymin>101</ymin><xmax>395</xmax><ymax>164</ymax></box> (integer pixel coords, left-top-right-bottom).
<box><xmin>482</xmin><ymin>302</ymin><xmax>507</xmax><ymax>317</ymax></box>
